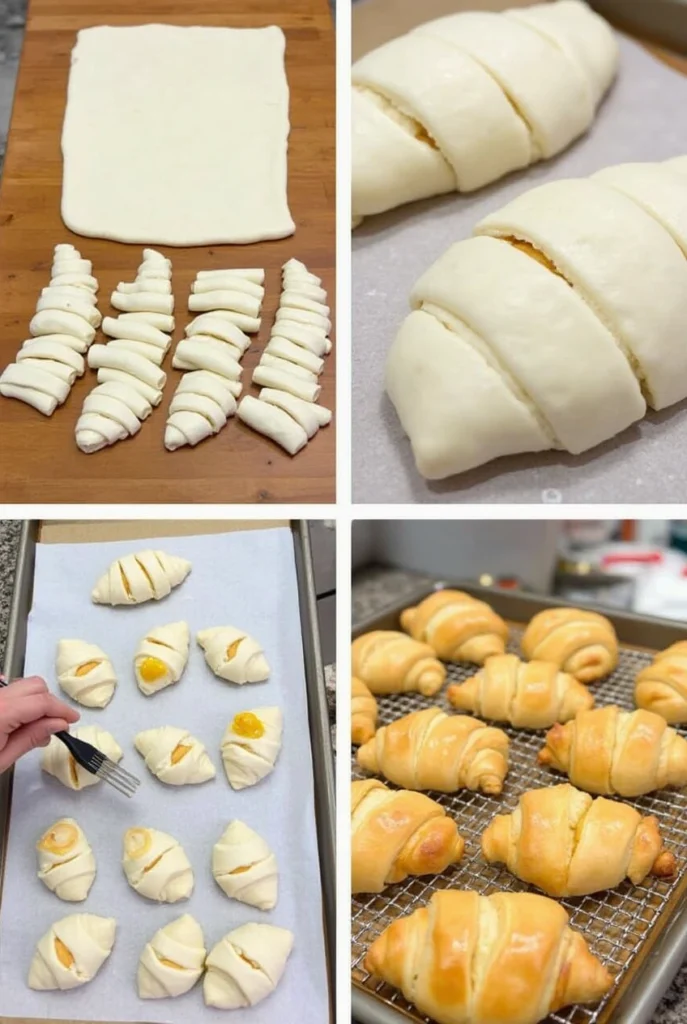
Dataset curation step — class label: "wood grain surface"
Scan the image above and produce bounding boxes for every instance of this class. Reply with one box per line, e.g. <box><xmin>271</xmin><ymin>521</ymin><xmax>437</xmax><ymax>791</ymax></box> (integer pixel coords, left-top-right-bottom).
<box><xmin>0</xmin><ymin>0</ymin><xmax>335</xmax><ymax>505</ymax></box>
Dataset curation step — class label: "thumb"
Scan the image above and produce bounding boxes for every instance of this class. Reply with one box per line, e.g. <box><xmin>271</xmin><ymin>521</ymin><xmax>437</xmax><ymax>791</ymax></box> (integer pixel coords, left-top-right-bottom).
<box><xmin>0</xmin><ymin>718</ymin><xmax>70</xmax><ymax>773</ymax></box>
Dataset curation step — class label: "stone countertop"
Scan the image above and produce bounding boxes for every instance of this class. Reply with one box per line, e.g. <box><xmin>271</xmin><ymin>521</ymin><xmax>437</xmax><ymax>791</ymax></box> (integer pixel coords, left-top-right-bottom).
<box><xmin>352</xmin><ymin>563</ymin><xmax>687</xmax><ymax>1023</ymax></box>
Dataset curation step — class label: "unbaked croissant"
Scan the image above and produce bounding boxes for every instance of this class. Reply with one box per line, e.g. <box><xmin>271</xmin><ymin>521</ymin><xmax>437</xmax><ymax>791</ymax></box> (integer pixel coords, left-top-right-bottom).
<box><xmin>364</xmin><ymin>890</ymin><xmax>612</xmax><ymax>1024</ymax></box>
<box><xmin>134</xmin><ymin>726</ymin><xmax>216</xmax><ymax>785</ymax></box>
<box><xmin>204</xmin><ymin>923</ymin><xmax>294</xmax><ymax>1009</ymax></box>
<box><xmin>91</xmin><ymin>549</ymin><xmax>191</xmax><ymax>605</ymax></box>
<box><xmin>221</xmin><ymin>707</ymin><xmax>283</xmax><ymax>790</ymax></box>
<box><xmin>400</xmin><ymin>590</ymin><xmax>508</xmax><ymax>664</ymax></box>
<box><xmin>635</xmin><ymin>642</ymin><xmax>687</xmax><ymax>723</ymax></box>
<box><xmin>28</xmin><ymin>914</ymin><xmax>116</xmax><ymax>991</ymax></box>
<box><xmin>521</xmin><ymin>608</ymin><xmax>618</xmax><ymax>683</ymax></box>
<box><xmin>352</xmin><ymin>779</ymin><xmax>464</xmax><ymax>893</ymax></box>
<box><xmin>137</xmin><ymin>914</ymin><xmax>206</xmax><ymax>999</ymax></box>
<box><xmin>56</xmin><ymin>639</ymin><xmax>117</xmax><ymax>708</ymax></box>
<box><xmin>134</xmin><ymin>621</ymin><xmax>190</xmax><ymax>695</ymax></box>
<box><xmin>352</xmin><ymin>1</ymin><xmax>617</xmax><ymax>225</ymax></box>
<box><xmin>482</xmin><ymin>783</ymin><xmax>676</xmax><ymax>897</ymax></box>
<box><xmin>447</xmin><ymin>653</ymin><xmax>593</xmax><ymax>728</ymax></box>
<box><xmin>357</xmin><ymin>707</ymin><xmax>509</xmax><ymax>794</ymax></box>
<box><xmin>351</xmin><ymin>630</ymin><xmax>446</xmax><ymax>696</ymax></box>
<box><xmin>386</xmin><ymin>158</ymin><xmax>687</xmax><ymax>481</ymax></box>
<box><xmin>41</xmin><ymin>725</ymin><xmax>123</xmax><ymax>791</ymax></box>
<box><xmin>212</xmin><ymin>820</ymin><xmax>278</xmax><ymax>910</ymax></box>
<box><xmin>36</xmin><ymin>818</ymin><xmax>96</xmax><ymax>902</ymax></box>
<box><xmin>538</xmin><ymin>705</ymin><xmax>687</xmax><ymax>796</ymax></box>
<box><xmin>122</xmin><ymin>827</ymin><xmax>194</xmax><ymax>903</ymax></box>
<box><xmin>351</xmin><ymin>676</ymin><xmax>378</xmax><ymax>745</ymax></box>
<box><xmin>197</xmin><ymin>625</ymin><xmax>270</xmax><ymax>684</ymax></box>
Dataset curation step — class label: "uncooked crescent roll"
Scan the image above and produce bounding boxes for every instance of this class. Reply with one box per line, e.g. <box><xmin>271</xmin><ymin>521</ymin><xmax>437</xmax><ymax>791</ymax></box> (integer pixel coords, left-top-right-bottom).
<box><xmin>260</xmin><ymin>352</ymin><xmax>319</xmax><ymax>382</ymax></box>
<box><xmin>265</xmin><ymin>336</ymin><xmax>324</xmax><ymax>375</ymax></box>
<box><xmin>135</xmin><ymin>726</ymin><xmax>215</xmax><ymax>785</ymax></box>
<box><xmin>352</xmin><ymin>779</ymin><xmax>464</xmax><ymax>894</ymax></box>
<box><xmin>352</xmin><ymin>630</ymin><xmax>446</xmax><ymax>696</ymax></box>
<box><xmin>42</xmin><ymin>725</ymin><xmax>123</xmax><ymax>791</ymax></box>
<box><xmin>221</xmin><ymin>707</ymin><xmax>283</xmax><ymax>790</ymax></box>
<box><xmin>87</xmin><ymin>344</ymin><xmax>166</xmax><ymax>390</ymax></box>
<box><xmin>185</xmin><ymin>314</ymin><xmax>252</xmax><ymax>352</ymax></box>
<box><xmin>357</xmin><ymin>707</ymin><xmax>509</xmax><ymax>794</ymax></box>
<box><xmin>352</xmin><ymin>1</ymin><xmax>617</xmax><ymax>224</ymax></box>
<box><xmin>447</xmin><ymin>654</ymin><xmax>594</xmax><ymax>728</ymax></box>
<box><xmin>172</xmin><ymin>338</ymin><xmax>242</xmax><ymax>381</ymax></box>
<box><xmin>122</xmin><ymin>827</ymin><xmax>194</xmax><ymax>903</ymax></box>
<box><xmin>28</xmin><ymin>914</ymin><xmax>116</xmax><ymax>991</ymax></box>
<box><xmin>91</xmin><ymin>550</ymin><xmax>191</xmax><ymax>605</ymax></box>
<box><xmin>192</xmin><ymin>274</ymin><xmax>264</xmax><ymax>298</ymax></box>
<box><xmin>522</xmin><ymin>608</ymin><xmax>618</xmax><ymax>683</ymax></box>
<box><xmin>197</xmin><ymin>625</ymin><xmax>270</xmax><ymax>684</ymax></box>
<box><xmin>133</xmin><ymin>621</ymin><xmax>190</xmax><ymax>694</ymax></box>
<box><xmin>212</xmin><ymin>820</ymin><xmax>278</xmax><ymax>909</ymax></box>
<box><xmin>635</xmin><ymin>642</ymin><xmax>687</xmax><ymax>723</ymax></box>
<box><xmin>137</xmin><ymin>914</ymin><xmax>206</xmax><ymax>999</ymax></box>
<box><xmin>55</xmin><ymin>639</ymin><xmax>117</xmax><ymax>708</ymax></box>
<box><xmin>365</xmin><ymin>890</ymin><xmax>612</xmax><ymax>1024</ymax></box>
<box><xmin>164</xmin><ymin>382</ymin><xmax>237</xmax><ymax>451</ymax></box>
<box><xmin>251</xmin><ymin>365</ymin><xmax>321</xmax><ymax>403</ymax></box>
<box><xmin>188</xmin><ymin>289</ymin><xmax>261</xmax><ymax>318</ymax></box>
<box><xmin>204</xmin><ymin>923</ymin><xmax>294</xmax><ymax>1009</ymax></box>
<box><xmin>259</xmin><ymin>387</ymin><xmax>332</xmax><ymax>433</ymax></box>
<box><xmin>482</xmin><ymin>783</ymin><xmax>676</xmax><ymax>897</ymax></box>
<box><xmin>111</xmin><ymin>290</ymin><xmax>174</xmax><ymax>315</ymax></box>
<box><xmin>401</xmin><ymin>589</ymin><xmax>508</xmax><ymax>664</ymax></box>
<box><xmin>538</xmin><ymin>705</ymin><xmax>687</xmax><ymax>796</ymax></box>
<box><xmin>351</xmin><ymin>676</ymin><xmax>377</xmax><ymax>746</ymax></box>
<box><xmin>36</xmin><ymin>818</ymin><xmax>96</xmax><ymax>901</ymax></box>
<box><xmin>237</xmin><ymin>395</ymin><xmax>309</xmax><ymax>455</ymax></box>
<box><xmin>272</xmin><ymin>321</ymin><xmax>329</xmax><ymax>357</ymax></box>
<box><xmin>197</xmin><ymin>266</ymin><xmax>265</xmax><ymax>284</ymax></box>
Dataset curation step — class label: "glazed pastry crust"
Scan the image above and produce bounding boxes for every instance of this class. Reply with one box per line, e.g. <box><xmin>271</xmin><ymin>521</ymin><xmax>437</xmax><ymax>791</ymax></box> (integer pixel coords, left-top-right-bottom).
<box><xmin>352</xmin><ymin>779</ymin><xmax>464</xmax><ymax>893</ymax></box>
<box><xmin>522</xmin><ymin>607</ymin><xmax>618</xmax><ymax>683</ymax></box>
<box><xmin>635</xmin><ymin>641</ymin><xmax>687</xmax><ymax>723</ymax></box>
<box><xmin>351</xmin><ymin>676</ymin><xmax>378</xmax><ymax>746</ymax></box>
<box><xmin>447</xmin><ymin>653</ymin><xmax>594</xmax><ymax>728</ymax></box>
<box><xmin>482</xmin><ymin>783</ymin><xmax>676</xmax><ymax>897</ymax></box>
<box><xmin>352</xmin><ymin>630</ymin><xmax>447</xmax><ymax>696</ymax></box>
<box><xmin>400</xmin><ymin>590</ymin><xmax>508</xmax><ymax>664</ymax></box>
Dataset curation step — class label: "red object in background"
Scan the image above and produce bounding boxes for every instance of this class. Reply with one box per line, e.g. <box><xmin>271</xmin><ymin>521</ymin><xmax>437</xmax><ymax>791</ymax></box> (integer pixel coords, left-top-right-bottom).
<box><xmin>602</xmin><ymin>552</ymin><xmax>663</xmax><ymax>566</ymax></box>
<box><xmin>620</xmin><ymin>520</ymin><xmax>636</xmax><ymax>542</ymax></box>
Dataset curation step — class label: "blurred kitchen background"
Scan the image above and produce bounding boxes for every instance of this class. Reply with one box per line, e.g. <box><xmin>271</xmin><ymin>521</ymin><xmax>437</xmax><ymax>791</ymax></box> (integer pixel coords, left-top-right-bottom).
<box><xmin>353</xmin><ymin>520</ymin><xmax>687</xmax><ymax>625</ymax></box>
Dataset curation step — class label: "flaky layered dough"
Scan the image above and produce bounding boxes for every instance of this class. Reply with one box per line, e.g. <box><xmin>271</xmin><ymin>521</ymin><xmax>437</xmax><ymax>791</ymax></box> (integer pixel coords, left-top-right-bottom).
<box><xmin>522</xmin><ymin>608</ymin><xmax>618</xmax><ymax>683</ymax></box>
<box><xmin>352</xmin><ymin>630</ymin><xmax>446</xmax><ymax>696</ymax></box>
<box><xmin>352</xmin><ymin>779</ymin><xmax>464</xmax><ymax>893</ymax></box>
<box><xmin>351</xmin><ymin>676</ymin><xmax>378</xmax><ymax>746</ymax></box>
<box><xmin>448</xmin><ymin>654</ymin><xmax>593</xmax><ymax>728</ymax></box>
<box><xmin>635</xmin><ymin>642</ymin><xmax>687</xmax><ymax>723</ymax></box>
<box><xmin>538</xmin><ymin>705</ymin><xmax>687</xmax><ymax>796</ymax></box>
<box><xmin>482</xmin><ymin>783</ymin><xmax>676</xmax><ymax>897</ymax></box>
<box><xmin>400</xmin><ymin>590</ymin><xmax>508</xmax><ymax>664</ymax></box>
<box><xmin>365</xmin><ymin>890</ymin><xmax>612</xmax><ymax>1024</ymax></box>
<box><xmin>357</xmin><ymin>707</ymin><xmax>509</xmax><ymax>794</ymax></box>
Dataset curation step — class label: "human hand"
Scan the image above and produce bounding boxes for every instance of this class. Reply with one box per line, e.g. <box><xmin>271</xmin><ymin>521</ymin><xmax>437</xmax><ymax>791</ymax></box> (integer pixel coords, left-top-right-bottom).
<box><xmin>0</xmin><ymin>676</ymin><xmax>80</xmax><ymax>772</ymax></box>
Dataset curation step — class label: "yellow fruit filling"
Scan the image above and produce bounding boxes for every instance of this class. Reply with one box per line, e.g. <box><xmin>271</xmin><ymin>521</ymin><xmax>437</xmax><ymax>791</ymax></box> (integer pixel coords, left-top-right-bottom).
<box><xmin>232</xmin><ymin>712</ymin><xmax>264</xmax><ymax>740</ymax></box>
<box><xmin>138</xmin><ymin>657</ymin><xmax>167</xmax><ymax>683</ymax></box>
<box><xmin>158</xmin><ymin>957</ymin><xmax>183</xmax><ymax>970</ymax></box>
<box><xmin>38</xmin><ymin>820</ymin><xmax>78</xmax><ymax>856</ymax></box>
<box><xmin>75</xmin><ymin>660</ymin><xmax>100</xmax><ymax>677</ymax></box>
<box><xmin>125</xmin><ymin>828</ymin><xmax>152</xmax><ymax>859</ymax></box>
<box><xmin>226</xmin><ymin>638</ymin><xmax>244</xmax><ymax>661</ymax></box>
<box><xmin>171</xmin><ymin>742</ymin><xmax>191</xmax><ymax>765</ymax></box>
<box><xmin>55</xmin><ymin>937</ymin><xmax>75</xmax><ymax>969</ymax></box>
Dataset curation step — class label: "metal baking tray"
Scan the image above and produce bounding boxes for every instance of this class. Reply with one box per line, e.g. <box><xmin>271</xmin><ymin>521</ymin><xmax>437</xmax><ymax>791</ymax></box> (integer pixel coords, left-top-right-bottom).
<box><xmin>0</xmin><ymin>519</ymin><xmax>336</xmax><ymax>1020</ymax></box>
<box><xmin>352</xmin><ymin>580</ymin><xmax>687</xmax><ymax>1024</ymax></box>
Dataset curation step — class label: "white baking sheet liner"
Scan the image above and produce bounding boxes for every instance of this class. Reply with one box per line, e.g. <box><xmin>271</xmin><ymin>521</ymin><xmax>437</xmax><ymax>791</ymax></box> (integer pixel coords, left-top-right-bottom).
<box><xmin>0</xmin><ymin>528</ymin><xmax>328</xmax><ymax>1022</ymax></box>
<box><xmin>352</xmin><ymin>35</ymin><xmax>687</xmax><ymax>504</ymax></box>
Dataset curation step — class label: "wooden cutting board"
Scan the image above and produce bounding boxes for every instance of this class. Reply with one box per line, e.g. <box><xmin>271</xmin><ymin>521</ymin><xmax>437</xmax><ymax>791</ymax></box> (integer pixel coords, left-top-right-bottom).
<box><xmin>0</xmin><ymin>0</ymin><xmax>335</xmax><ymax>504</ymax></box>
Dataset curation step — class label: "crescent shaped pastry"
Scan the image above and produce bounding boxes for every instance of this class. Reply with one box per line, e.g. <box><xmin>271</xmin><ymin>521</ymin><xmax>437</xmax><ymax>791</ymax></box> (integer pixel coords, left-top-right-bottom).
<box><xmin>521</xmin><ymin>608</ymin><xmax>618</xmax><ymax>683</ymax></box>
<box><xmin>56</xmin><ymin>639</ymin><xmax>117</xmax><ymax>708</ymax></box>
<box><xmin>91</xmin><ymin>550</ymin><xmax>191</xmax><ymax>605</ymax></box>
<box><xmin>28</xmin><ymin>914</ymin><xmax>116</xmax><ymax>991</ymax></box>
<box><xmin>29</xmin><ymin>308</ymin><xmax>96</xmax><ymax>345</ymax></box>
<box><xmin>42</xmin><ymin>725</ymin><xmax>123</xmax><ymax>790</ymax></box>
<box><xmin>401</xmin><ymin>589</ymin><xmax>508</xmax><ymax>664</ymax></box>
<box><xmin>352</xmin><ymin>630</ymin><xmax>446</xmax><ymax>696</ymax></box>
<box><xmin>87</xmin><ymin>345</ymin><xmax>166</xmax><ymax>390</ymax></box>
<box><xmin>172</xmin><ymin>339</ymin><xmax>242</xmax><ymax>381</ymax></box>
<box><xmin>18</xmin><ymin>357</ymin><xmax>78</xmax><ymax>386</ymax></box>
<box><xmin>36</xmin><ymin>818</ymin><xmax>96</xmax><ymax>901</ymax></box>
<box><xmin>22</xmin><ymin>331</ymin><xmax>90</xmax><ymax>353</ymax></box>
<box><xmin>265</xmin><ymin>337</ymin><xmax>324</xmax><ymax>375</ymax></box>
<box><xmin>137</xmin><ymin>914</ymin><xmax>206</xmax><ymax>999</ymax></box>
<box><xmin>185</xmin><ymin>314</ymin><xmax>252</xmax><ymax>352</ymax></box>
<box><xmin>207</xmin><ymin>309</ymin><xmax>261</xmax><ymax>333</ymax></box>
<box><xmin>204</xmin><ymin>923</ymin><xmax>294</xmax><ymax>1009</ymax></box>
<box><xmin>221</xmin><ymin>707</ymin><xmax>283</xmax><ymax>790</ymax></box>
<box><xmin>271</xmin><ymin>321</ymin><xmax>329</xmax><ymax>357</ymax></box>
<box><xmin>177</xmin><ymin>369</ymin><xmax>242</xmax><ymax>400</ymax></box>
<box><xmin>193</xmin><ymin>274</ymin><xmax>264</xmax><ymax>298</ymax></box>
<box><xmin>212</xmin><ymin>820</ymin><xmax>278</xmax><ymax>909</ymax></box>
<box><xmin>96</xmin><ymin>367</ymin><xmax>164</xmax><ymax>405</ymax></box>
<box><xmin>251</xmin><ymin>365</ymin><xmax>321</xmax><ymax>403</ymax></box>
<box><xmin>0</xmin><ymin>362</ymin><xmax>70</xmax><ymax>407</ymax></box>
<box><xmin>102</xmin><ymin>315</ymin><xmax>170</xmax><ymax>348</ymax></box>
<box><xmin>237</xmin><ymin>395</ymin><xmax>309</xmax><ymax>455</ymax></box>
<box><xmin>122</xmin><ymin>827</ymin><xmax>194</xmax><ymax>903</ymax></box>
<box><xmin>16</xmin><ymin>339</ymin><xmax>85</xmax><ymax>375</ymax></box>
<box><xmin>259</xmin><ymin>387</ymin><xmax>331</xmax><ymax>433</ymax></box>
<box><xmin>351</xmin><ymin>677</ymin><xmax>378</xmax><ymax>746</ymax></box>
<box><xmin>188</xmin><ymin>289</ymin><xmax>261</xmax><ymax>318</ymax></box>
<box><xmin>635</xmin><ymin>642</ymin><xmax>687</xmax><ymax>723</ymax></box>
<box><xmin>259</xmin><ymin>353</ymin><xmax>318</xmax><ymax>383</ymax></box>
<box><xmin>275</xmin><ymin>305</ymin><xmax>330</xmax><ymax>334</ymax></box>
<box><xmin>197</xmin><ymin>625</ymin><xmax>270</xmax><ymax>684</ymax></box>
<box><xmin>133</xmin><ymin>620</ymin><xmax>190</xmax><ymax>694</ymax></box>
<box><xmin>82</xmin><ymin>389</ymin><xmax>150</xmax><ymax>429</ymax></box>
<box><xmin>135</xmin><ymin>726</ymin><xmax>216</xmax><ymax>785</ymax></box>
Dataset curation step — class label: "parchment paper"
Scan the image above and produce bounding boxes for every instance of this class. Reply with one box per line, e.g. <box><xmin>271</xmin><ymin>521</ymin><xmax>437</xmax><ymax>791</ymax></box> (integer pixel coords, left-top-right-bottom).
<box><xmin>352</xmin><ymin>35</ymin><xmax>687</xmax><ymax>504</ymax></box>
<box><xmin>0</xmin><ymin>528</ymin><xmax>328</xmax><ymax>1022</ymax></box>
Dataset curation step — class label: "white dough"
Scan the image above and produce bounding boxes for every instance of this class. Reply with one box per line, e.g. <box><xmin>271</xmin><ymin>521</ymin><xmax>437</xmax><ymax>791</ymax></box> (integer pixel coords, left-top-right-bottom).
<box><xmin>237</xmin><ymin>394</ymin><xmax>309</xmax><ymax>455</ymax></box>
<box><xmin>197</xmin><ymin>267</ymin><xmax>265</xmax><ymax>284</ymax></box>
<box><xmin>17</xmin><ymin>338</ymin><xmax>86</xmax><ymax>373</ymax></box>
<box><xmin>30</xmin><ymin>309</ymin><xmax>95</xmax><ymax>345</ymax></box>
<box><xmin>41</xmin><ymin>726</ymin><xmax>123</xmax><ymax>791</ymax></box>
<box><xmin>252</xmin><ymin>365</ymin><xmax>321</xmax><ymax>403</ymax></box>
<box><xmin>92</xmin><ymin>550</ymin><xmax>192</xmax><ymax>606</ymax></box>
<box><xmin>172</xmin><ymin>339</ymin><xmax>242</xmax><ymax>381</ymax></box>
<box><xmin>188</xmin><ymin>289</ymin><xmax>261</xmax><ymax>318</ymax></box>
<box><xmin>28</xmin><ymin>915</ymin><xmax>116</xmax><ymax>991</ymax></box>
<box><xmin>116</xmin><ymin>278</ymin><xmax>172</xmax><ymax>294</ymax></box>
<box><xmin>196</xmin><ymin>625</ymin><xmax>270</xmax><ymax>684</ymax></box>
<box><xmin>134</xmin><ymin>621</ymin><xmax>190</xmax><ymax>694</ymax></box>
<box><xmin>17</xmin><ymin>357</ymin><xmax>78</xmax><ymax>386</ymax></box>
<box><xmin>0</xmin><ymin>381</ymin><xmax>59</xmax><ymax>416</ymax></box>
<box><xmin>192</xmin><ymin>274</ymin><xmax>264</xmax><ymax>298</ymax></box>
<box><xmin>135</xmin><ymin>727</ymin><xmax>216</xmax><ymax>785</ymax></box>
<box><xmin>275</xmin><ymin>305</ymin><xmax>331</xmax><ymax>333</ymax></box>
<box><xmin>185</xmin><ymin>314</ymin><xmax>251</xmax><ymax>353</ymax></box>
<box><xmin>259</xmin><ymin>387</ymin><xmax>331</xmax><ymax>435</ymax></box>
<box><xmin>87</xmin><ymin>345</ymin><xmax>166</xmax><ymax>390</ymax></box>
<box><xmin>22</xmin><ymin>332</ymin><xmax>89</xmax><ymax>354</ymax></box>
<box><xmin>106</xmin><ymin>338</ymin><xmax>167</xmax><ymax>366</ymax></box>
<box><xmin>122</xmin><ymin>828</ymin><xmax>194</xmax><ymax>903</ymax></box>
<box><xmin>36</xmin><ymin>819</ymin><xmax>97</xmax><ymax>902</ymax></box>
<box><xmin>212</xmin><ymin>821</ymin><xmax>278</xmax><ymax>910</ymax></box>
<box><xmin>102</xmin><ymin>315</ymin><xmax>170</xmax><ymax>349</ymax></box>
<box><xmin>271</xmin><ymin>322</ymin><xmax>329</xmax><ymax>357</ymax></box>
<box><xmin>177</xmin><ymin>369</ymin><xmax>242</xmax><ymax>400</ymax></box>
<box><xmin>61</xmin><ymin>25</ymin><xmax>295</xmax><ymax>244</ymax></box>
<box><xmin>204</xmin><ymin>923</ymin><xmax>293</xmax><ymax>1009</ymax></box>
<box><xmin>90</xmin><ymin>381</ymin><xmax>152</xmax><ymax>420</ymax></box>
<box><xmin>96</xmin><ymin>367</ymin><xmax>164</xmax><ymax>405</ymax></box>
<box><xmin>111</xmin><ymin>290</ymin><xmax>174</xmax><ymax>315</ymax></box>
<box><xmin>259</xmin><ymin>352</ymin><xmax>319</xmax><ymax>383</ymax></box>
<box><xmin>265</xmin><ymin>337</ymin><xmax>324</xmax><ymax>374</ymax></box>
<box><xmin>221</xmin><ymin>707</ymin><xmax>283</xmax><ymax>790</ymax></box>
<box><xmin>137</xmin><ymin>915</ymin><xmax>206</xmax><ymax>999</ymax></box>
<box><xmin>56</xmin><ymin>639</ymin><xmax>117</xmax><ymax>707</ymax></box>
<box><xmin>119</xmin><ymin>311</ymin><xmax>175</xmax><ymax>332</ymax></box>
<box><xmin>0</xmin><ymin>363</ymin><xmax>70</xmax><ymax>404</ymax></box>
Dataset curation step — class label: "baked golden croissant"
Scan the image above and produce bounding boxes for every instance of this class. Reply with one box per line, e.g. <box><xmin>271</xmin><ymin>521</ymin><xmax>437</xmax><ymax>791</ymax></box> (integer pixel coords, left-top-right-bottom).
<box><xmin>365</xmin><ymin>890</ymin><xmax>613</xmax><ymax>1024</ymax></box>
<box><xmin>352</xmin><ymin>630</ymin><xmax>446</xmax><ymax>696</ymax></box>
<box><xmin>357</xmin><ymin>707</ymin><xmax>509</xmax><ymax>794</ymax></box>
<box><xmin>635</xmin><ymin>641</ymin><xmax>687</xmax><ymax>723</ymax></box>
<box><xmin>521</xmin><ymin>607</ymin><xmax>618</xmax><ymax>683</ymax></box>
<box><xmin>447</xmin><ymin>653</ymin><xmax>593</xmax><ymax>728</ymax></box>
<box><xmin>538</xmin><ymin>705</ymin><xmax>687</xmax><ymax>796</ymax></box>
<box><xmin>400</xmin><ymin>589</ymin><xmax>508</xmax><ymax>664</ymax></box>
<box><xmin>351</xmin><ymin>779</ymin><xmax>465</xmax><ymax>893</ymax></box>
<box><xmin>482</xmin><ymin>783</ymin><xmax>676</xmax><ymax>897</ymax></box>
<box><xmin>351</xmin><ymin>677</ymin><xmax>378</xmax><ymax>746</ymax></box>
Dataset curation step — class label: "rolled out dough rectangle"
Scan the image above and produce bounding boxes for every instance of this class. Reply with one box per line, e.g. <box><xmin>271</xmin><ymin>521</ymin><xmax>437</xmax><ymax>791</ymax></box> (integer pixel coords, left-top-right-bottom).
<box><xmin>61</xmin><ymin>24</ymin><xmax>295</xmax><ymax>246</ymax></box>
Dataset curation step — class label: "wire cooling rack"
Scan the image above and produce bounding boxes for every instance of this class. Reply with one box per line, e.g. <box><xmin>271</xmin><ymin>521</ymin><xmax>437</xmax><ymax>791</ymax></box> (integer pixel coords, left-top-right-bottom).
<box><xmin>351</xmin><ymin>622</ymin><xmax>687</xmax><ymax>1024</ymax></box>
